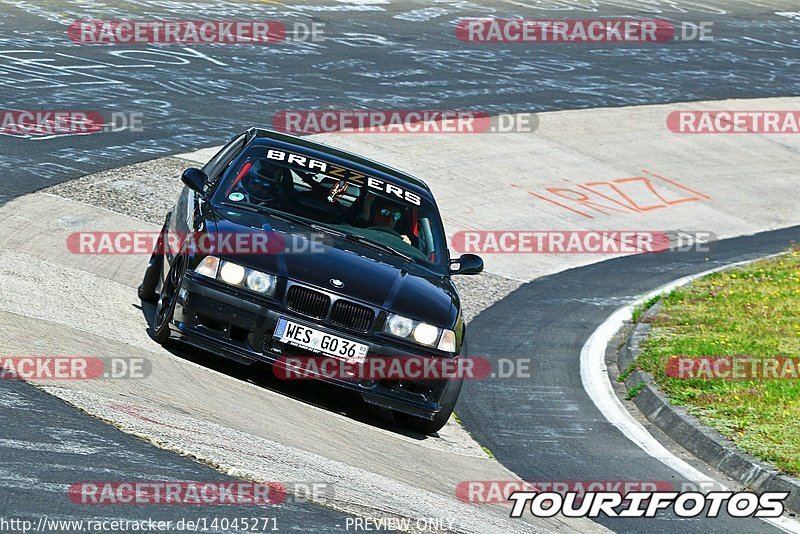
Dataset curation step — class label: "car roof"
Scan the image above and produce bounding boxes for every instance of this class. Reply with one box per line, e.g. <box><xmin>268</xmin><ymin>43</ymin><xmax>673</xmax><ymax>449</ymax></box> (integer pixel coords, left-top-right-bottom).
<box><xmin>246</xmin><ymin>128</ymin><xmax>435</xmax><ymax>202</ymax></box>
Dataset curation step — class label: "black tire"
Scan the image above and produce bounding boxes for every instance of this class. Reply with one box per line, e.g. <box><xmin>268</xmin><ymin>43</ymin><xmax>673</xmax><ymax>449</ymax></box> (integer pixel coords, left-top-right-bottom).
<box><xmin>150</xmin><ymin>255</ymin><xmax>185</xmax><ymax>345</ymax></box>
<box><xmin>138</xmin><ymin>230</ymin><xmax>165</xmax><ymax>303</ymax></box>
<box><xmin>393</xmin><ymin>376</ymin><xmax>463</xmax><ymax>435</ymax></box>
<box><xmin>393</xmin><ymin>334</ymin><xmax>468</xmax><ymax>434</ymax></box>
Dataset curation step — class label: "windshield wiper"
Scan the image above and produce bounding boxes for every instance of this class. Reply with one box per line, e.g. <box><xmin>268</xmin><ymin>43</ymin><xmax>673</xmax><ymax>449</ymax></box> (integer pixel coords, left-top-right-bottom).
<box><xmin>218</xmin><ymin>202</ymin><xmax>411</xmax><ymax>261</ymax></box>
<box><xmin>303</xmin><ymin>225</ymin><xmax>413</xmax><ymax>261</ymax></box>
<box><xmin>309</xmin><ymin>223</ymin><xmax>345</xmax><ymax>237</ymax></box>
<box><xmin>219</xmin><ymin>201</ymin><xmax>315</xmax><ymax>230</ymax></box>
<box><xmin>345</xmin><ymin>234</ymin><xmax>412</xmax><ymax>262</ymax></box>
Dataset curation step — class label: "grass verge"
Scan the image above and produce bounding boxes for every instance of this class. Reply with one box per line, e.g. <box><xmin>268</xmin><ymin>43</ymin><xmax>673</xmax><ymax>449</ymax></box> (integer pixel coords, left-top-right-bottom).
<box><xmin>635</xmin><ymin>248</ymin><xmax>800</xmax><ymax>476</ymax></box>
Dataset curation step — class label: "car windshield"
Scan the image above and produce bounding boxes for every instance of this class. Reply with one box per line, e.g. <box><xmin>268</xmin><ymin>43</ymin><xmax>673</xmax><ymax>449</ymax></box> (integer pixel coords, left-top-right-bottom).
<box><xmin>211</xmin><ymin>146</ymin><xmax>449</xmax><ymax>271</ymax></box>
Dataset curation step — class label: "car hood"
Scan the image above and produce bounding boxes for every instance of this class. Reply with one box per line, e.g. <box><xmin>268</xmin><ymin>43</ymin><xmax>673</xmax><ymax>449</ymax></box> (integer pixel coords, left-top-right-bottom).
<box><xmin>206</xmin><ymin>206</ymin><xmax>458</xmax><ymax>328</ymax></box>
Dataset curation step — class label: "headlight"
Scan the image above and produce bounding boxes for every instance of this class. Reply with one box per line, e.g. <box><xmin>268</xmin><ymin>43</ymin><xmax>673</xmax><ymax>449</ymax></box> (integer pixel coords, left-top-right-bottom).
<box><xmin>195</xmin><ymin>256</ymin><xmax>277</xmax><ymax>297</ymax></box>
<box><xmin>195</xmin><ymin>256</ymin><xmax>220</xmax><ymax>278</ymax></box>
<box><xmin>385</xmin><ymin>314</ymin><xmax>414</xmax><ymax>337</ymax></box>
<box><xmin>383</xmin><ymin>313</ymin><xmax>455</xmax><ymax>351</ymax></box>
<box><xmin>219</xmin><ymin>261</ymin><xmax>246</xmax><ymax>286</ymax></box>
<box><xmin>413</xmin><ymin>323</ymin><xmax>439</xmax><ymax>345</ymax></box>
<box><xmin>246</xmin><ymin>269</ymin><xmax>277</xmax><ymax>294</ymax></box>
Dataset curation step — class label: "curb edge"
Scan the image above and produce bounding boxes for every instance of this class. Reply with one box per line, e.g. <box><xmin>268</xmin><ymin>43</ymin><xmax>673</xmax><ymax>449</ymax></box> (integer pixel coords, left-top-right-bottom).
<box><xmin>619</xmin><ymin>307</ymin><xmax>800</xmax><ymax>513</ymax></box>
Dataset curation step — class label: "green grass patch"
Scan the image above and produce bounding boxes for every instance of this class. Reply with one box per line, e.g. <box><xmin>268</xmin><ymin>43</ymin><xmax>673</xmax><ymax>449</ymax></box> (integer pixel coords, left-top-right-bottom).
<box><xmin>626</xmin><ymin>383</ymin><xmax>645</xmax><ymax>400</ymax></box>
<box><xmin>617</xmin><ymin>362</ymin><xmax>637</xmax><ymax>382</ymax></box>
<box><xmin>632</xmin><ymin>294</ymin><xmax>662</xmax><ymax>323</ymax></box>
<box><xmin>636</xmin><ymin>248</ymin><xmax>800</xmax><ymax>476</ymax></box>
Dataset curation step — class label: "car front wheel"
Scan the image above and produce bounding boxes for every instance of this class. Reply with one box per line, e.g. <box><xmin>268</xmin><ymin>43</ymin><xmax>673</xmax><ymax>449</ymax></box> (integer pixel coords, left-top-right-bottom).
<box><xmin>150</xmin><ymin>255</ymin><xmax>185</xmax><ymax>345</ymax></box>
<box><xmin>393</xmin><ymin>372</ymin><xmax>464</xmax><ymax>435</ymax></box>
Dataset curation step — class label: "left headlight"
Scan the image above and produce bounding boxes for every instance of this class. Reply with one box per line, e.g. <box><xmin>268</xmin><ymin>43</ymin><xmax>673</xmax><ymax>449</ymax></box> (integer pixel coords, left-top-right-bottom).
<box><xmin>383</xmin><ymin>313</ymin><xmax>457</xmax><ymax>352</ymax></box>
<box><xmin>246</xmin><ymin>269</ymin><xmax>277</xmax><ymax>294</ymax></box>
<box><xmin>195</xmin><ymin>256</ymin><xmax>277</xmax><ymax>297</ymax></box>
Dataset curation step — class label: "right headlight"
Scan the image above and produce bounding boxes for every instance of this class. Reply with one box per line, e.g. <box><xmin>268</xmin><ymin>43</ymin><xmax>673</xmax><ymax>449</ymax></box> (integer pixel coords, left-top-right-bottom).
<box><xmin>383</xmin><ymin>313</ymin><xmax>457</xmax><ymax>352</ymax></box>
<box><xmin>195</xmin><ymin>256</ymin><xmax>277</xmax><ymax>297</ymax></box>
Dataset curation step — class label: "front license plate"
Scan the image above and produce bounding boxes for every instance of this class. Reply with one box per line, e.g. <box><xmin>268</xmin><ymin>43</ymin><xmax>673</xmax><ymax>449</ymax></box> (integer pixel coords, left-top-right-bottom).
<box><xmin>274</xmin><ymin>318</ymin><xmax>369</xmax><ymax>360</ymax></box>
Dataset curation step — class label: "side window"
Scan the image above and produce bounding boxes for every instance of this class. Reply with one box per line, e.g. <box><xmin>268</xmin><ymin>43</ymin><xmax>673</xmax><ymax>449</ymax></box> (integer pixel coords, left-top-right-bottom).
<box><xmin>202</xmin><ymin>134</ymin><xmax>247</xmax><ymax>189</ymax></box>
<box><xmin>418</xmin><ymin>218</ymin><xmax>435</xmax><ymax>256</ymax></box>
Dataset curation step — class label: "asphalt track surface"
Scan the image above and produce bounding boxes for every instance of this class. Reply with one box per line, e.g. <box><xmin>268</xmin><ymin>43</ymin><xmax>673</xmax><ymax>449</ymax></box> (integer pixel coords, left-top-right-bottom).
<box><xmin>457</xmin><ymin>225</ymin><xmax>800</xmax><ymax>533</ymax></box>
<box><xmin>2</xmin><ymin>0</ymin><xmax>800</xmax><ymax>200</ymax></box>
<box><xmin>1</xmin><ymin>0</ymin><xmax>800</xmax><ymax>533</ymax></box>
<box><xmin>0</xmin><ymin>379</ymin><xmax>358</xmax><ymax>532</ymax></box>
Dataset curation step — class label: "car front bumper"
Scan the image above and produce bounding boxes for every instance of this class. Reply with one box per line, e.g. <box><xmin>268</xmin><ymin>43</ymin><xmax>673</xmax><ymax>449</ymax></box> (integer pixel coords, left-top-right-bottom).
<box><xmin>169</xmin><ymin>272</ymin><xmax>461</xmax><ymax>420</ymax></box>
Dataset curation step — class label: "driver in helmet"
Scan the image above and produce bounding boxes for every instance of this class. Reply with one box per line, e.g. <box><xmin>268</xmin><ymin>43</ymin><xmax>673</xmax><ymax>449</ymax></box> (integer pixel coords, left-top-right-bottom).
<box><xmin>240</xmin><ymin>160</ymin><xmax>290</xmax><ymax>207</ymax></box>
<box><xmin>369</xmin><ymin>200</ymin><xmax>411</xmax><ymax>245</ymax></box>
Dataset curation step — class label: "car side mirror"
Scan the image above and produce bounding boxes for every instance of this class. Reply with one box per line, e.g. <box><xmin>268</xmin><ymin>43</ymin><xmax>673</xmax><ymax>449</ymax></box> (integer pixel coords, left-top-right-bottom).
<box><xmin>181</xmin><ymin>168</ymin><xmax>208</xmax><ymax>196</ymax></box>
<box><xmin>450</xmin><ymin>254</ymin><xmax>484</xmax><ymax>275</ymax></box>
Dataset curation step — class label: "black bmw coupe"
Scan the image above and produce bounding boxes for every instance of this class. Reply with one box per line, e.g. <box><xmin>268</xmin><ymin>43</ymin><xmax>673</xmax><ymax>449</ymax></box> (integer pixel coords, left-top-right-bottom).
<box><xmin>139</xmin><ymin>128</ymin><xmax>483</xmax><ymax>434</ymax></box>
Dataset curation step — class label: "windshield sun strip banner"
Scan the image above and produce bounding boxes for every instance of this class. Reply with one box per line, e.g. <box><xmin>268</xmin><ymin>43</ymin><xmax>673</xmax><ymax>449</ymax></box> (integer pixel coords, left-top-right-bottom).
<box><xmin>262</xmin><ymin>148</ymin><xmax>423</xmax><ymax>206</ymax></box>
